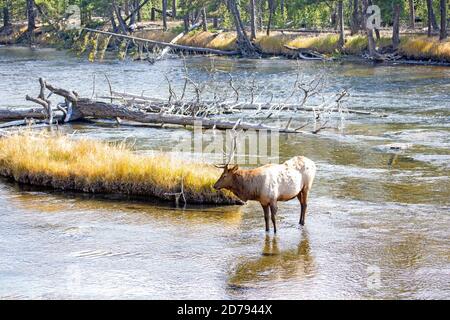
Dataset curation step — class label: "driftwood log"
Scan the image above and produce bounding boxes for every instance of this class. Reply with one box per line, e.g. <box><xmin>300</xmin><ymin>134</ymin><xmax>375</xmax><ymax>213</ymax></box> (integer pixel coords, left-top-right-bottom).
<box><xmin>284</xmin><ymin>45</ymin><xmax>331</xmax><ymax>60</ymax></box>
<box><xmin>0</xmin><ymin>107</ymin><xmax>64</xmax><ymax>121</ymax></box>
<box><xmin>13</xmin><ymin>78</ymin><xmax>309</xmax><ymax>133</ymax></box>
<box><xmin>156</xmin><ymin>21</ymin><xmax>203</xmax><ymax>61</ymax></box>
<box><xmin>70</xmin><ymin>99</ymin><xmax>307</xmax><ymax>132</ymax></box>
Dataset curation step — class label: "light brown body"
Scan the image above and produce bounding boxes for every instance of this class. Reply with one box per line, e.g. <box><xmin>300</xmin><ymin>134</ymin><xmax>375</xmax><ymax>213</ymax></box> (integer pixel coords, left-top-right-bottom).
<box><xmin>214</xmin><ymin>156</ymin><xmax>316</xmax><ymax>232</ymax></box>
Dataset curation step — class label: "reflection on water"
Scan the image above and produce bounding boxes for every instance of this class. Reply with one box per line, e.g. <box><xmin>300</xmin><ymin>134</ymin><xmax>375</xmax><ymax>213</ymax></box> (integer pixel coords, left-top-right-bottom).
<box><xmin>0</xmin><ymin>47</ymin><xmax>449</xmax><ymax>299</ymax></box>
<box><xmin>228</xmin><ymin>233</ymin><xmax>315</xmax><ymax>290</ymax></box>
<box><xmin>7</xmin><ymin>181</ymin><xmax>243</xmax><ymax>226</ymax></box>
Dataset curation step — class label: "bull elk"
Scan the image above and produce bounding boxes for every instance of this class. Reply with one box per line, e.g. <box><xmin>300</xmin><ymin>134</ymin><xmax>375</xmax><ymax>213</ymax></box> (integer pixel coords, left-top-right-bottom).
<box><xmin>214</xmin><ymin>156</ymin><xmax>316</xmax><ymax>233</ymax></box>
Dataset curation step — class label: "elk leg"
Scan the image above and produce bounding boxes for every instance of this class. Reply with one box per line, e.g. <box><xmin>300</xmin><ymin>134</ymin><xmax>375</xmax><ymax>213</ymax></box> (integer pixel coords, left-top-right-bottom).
<box><xmin>262</xmin><ymin>204</ymin><xmax>270</xmax><ymax>232</ymax></box>
<box><xmin>269</xmin><ymin>202</ymin><xmax>278</xmax><ymax>233</ymax></box>
<box><xmin>298</xmin><ymin>189</ymin><xmax>309</xmax><ymax>226</ymax></box>
<box><xmin>297</xmin><ymin>192</ymin><xmax>303</xmax><ymax>224</ymax></box>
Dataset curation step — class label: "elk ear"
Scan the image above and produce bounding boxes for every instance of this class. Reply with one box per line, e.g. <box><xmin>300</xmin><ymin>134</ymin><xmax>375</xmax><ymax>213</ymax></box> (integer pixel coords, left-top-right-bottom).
<box><xmin>229</xmin><ymin>164</ymin><xmax>239</xmax><ymax>172</ymax></box>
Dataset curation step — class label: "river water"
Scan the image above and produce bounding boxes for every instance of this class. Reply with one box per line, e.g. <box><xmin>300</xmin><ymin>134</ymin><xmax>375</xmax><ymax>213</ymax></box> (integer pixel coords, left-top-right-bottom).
<box><xmin>0</xmin><ymin>46</ymin><xmax>449</xmax><ymax>299</ymax></box>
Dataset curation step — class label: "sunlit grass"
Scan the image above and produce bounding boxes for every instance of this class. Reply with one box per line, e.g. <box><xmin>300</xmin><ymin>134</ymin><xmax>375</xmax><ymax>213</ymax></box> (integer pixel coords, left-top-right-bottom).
<box><xmin>134</xmin><ymin>29</ymin><xmax>177</xmax><ymax>43</ymax></box>
<box><xmin>175</xmin><ymin>31</ymin><xmax>450</xmax><ymax>62</ymax></box>
<box><xmin>344</xmin><ymin>35</ymin><xmax>392</xmax><ymax>55</ymax></box>
<box><xmin>343</xmin><ymin>35</ymin><xmax>369</xmax><ymax>55</ymax></box>
<box><xmin>179</xmin><ymin>31</ymin><xmax>237</xmax><ymax>51</ymax></box>
<box><xmin>0</xmin><ymin>131</ymin><xmax>239</xmax><ymax>205</ymax></box>
<box><xmin>3</xmin><ymin>23</ymin><xmax>450</xmax><ymax>62</ymax></box>
<box><xmin>257</xmin><ymin>33</ymin><xmax>294</xmax><ymax>54</ymax></box>
<box><xmin>287</xmin><ymin>34</ymin><xmax>340</xmax><ymax>54</ymax></box>
<box><xmin>399</xmin><ymin>36</ymin><xmax>450</xmax><ymax>61</ymax></box>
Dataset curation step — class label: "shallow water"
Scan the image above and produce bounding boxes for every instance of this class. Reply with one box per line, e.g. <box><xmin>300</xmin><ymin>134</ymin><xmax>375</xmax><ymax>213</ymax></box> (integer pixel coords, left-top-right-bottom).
<box><xmin>0</xmin><ymin>46</ymin><xmax>449</xmax><ymax>299</ymax></box>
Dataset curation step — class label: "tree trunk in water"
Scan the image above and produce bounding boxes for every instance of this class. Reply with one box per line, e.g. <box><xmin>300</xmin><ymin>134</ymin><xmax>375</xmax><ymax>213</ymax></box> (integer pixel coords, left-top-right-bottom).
<box><xmin>250</xmin><ymin>0</ymin><xmax>257</xmax><ymax>40</ymax></box>
<box><xmin>392</xmin><ymin>3</ymin><xmax>401</xmax><ymax>50</ymax></box>
<box><xmin>162</xmin><ymin>0</ymin><xmax>168</xmax><ymax>31</ymax></box>
<box><xmin>440</xmin><ymin>0</ymin><xmax>448</xmax><ymax>40</ymax></box>
<box><xmin>338</xmin><ymin>1</ymin><xmax>345</xmax><ymax>49</ymax></box>
<box><xmin>351</xmin><ymin>0</ymin><xmax>360</xmax><ymax>35</ymax></box>
<box><xmin>201</xmin><ymin>7</ymin><xmax>207</xmax><ymax>32</ymax></box>
<box><xmin>26</xmin><ymin>0</ymin><xmax>36</xmax><ymax>43</ymax></box>
<box><xmin>172</xmin><ymin>0</ymin><xmax>177</xmax><ymax>19</ymax></box>
<box><xmin>409</xmin><ymin>0</ymin><xmax>416</xmax><ymax>29</ymax></box>
<box><xmin>226</xmin><ymin>0</ymin><xmax>258</xmax><ymax>57</ymax></box>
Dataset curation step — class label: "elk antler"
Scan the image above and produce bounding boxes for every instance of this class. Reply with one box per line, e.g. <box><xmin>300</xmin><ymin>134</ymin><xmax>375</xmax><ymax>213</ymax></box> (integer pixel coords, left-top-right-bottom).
<box><xmin>214</xmin><ymin>128</ymin><xmax>239</xmax><ymax>169</ymax></box>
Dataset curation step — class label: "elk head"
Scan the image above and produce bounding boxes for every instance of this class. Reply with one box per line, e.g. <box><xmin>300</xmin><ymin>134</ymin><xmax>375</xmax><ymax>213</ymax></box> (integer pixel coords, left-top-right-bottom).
<box><xmin>213</xmin><ymin>164</ymin><xmax>239</xmax><ymax>190</ymax></box>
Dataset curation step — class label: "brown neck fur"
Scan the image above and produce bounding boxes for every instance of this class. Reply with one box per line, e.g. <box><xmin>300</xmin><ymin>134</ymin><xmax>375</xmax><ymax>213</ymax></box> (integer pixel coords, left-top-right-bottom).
<box><xmin>229</xmin><ymin>169</ymin><xmax>259</xmax><ymax>201</ymax></box>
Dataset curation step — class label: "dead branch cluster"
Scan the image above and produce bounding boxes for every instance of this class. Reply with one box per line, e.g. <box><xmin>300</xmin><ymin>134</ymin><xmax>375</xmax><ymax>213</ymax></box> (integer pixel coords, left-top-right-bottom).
<box><xmin>0</xmin><ymin>62</ymin><xmax>387</xmax><ymax>136</ymax></box>
<box><xmin>100</xmin><ymin>60</ymin><xmax>372</xmax><ymax>134</ymax></box>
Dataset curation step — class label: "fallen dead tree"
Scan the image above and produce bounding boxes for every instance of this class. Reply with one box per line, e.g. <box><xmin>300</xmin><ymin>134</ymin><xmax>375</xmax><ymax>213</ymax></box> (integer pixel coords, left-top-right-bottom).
<box><xmin>1</xmin><ymin>69</ymin><xmax>385</xmax><ymax>134</ymax></box>
<box><xmin>155</xmin><ymin>21</ymin><xmax>203</xmax><ymax>61</ymax></box>
<box><xmin>82</xmin><ymin>27</ymin><xmax>239</xmax><ymax>56</ymax></box>
<box><xmin>105</xmin><ymin>66</ymin><xmax>385</xmax><ymax>118</ymax></box>
<box><xmin>11</xmin><ymin>78</ymin><xmax>311</xmax><ymax>133</ymax></box>
<box><xmin>0</xmin><ymin>107</ymin><xmax>64</xmax><ymax>121</ymax></box>
<box><xmin>284</xmin><ymin>45</ymin><xmax>331</xmax><ymax>61</ymax></box>
<box><xmin>108</xmin><ymin>90</ymin><xmax>383</xmax><ymax>116</ymax></box>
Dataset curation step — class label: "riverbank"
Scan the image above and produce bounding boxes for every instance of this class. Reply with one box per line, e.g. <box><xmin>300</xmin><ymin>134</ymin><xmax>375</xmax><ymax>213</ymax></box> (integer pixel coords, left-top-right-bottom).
<box><xmin>2</xmin><ymin>23</ymin><xmax>450</xmax><ymax>64</ymax></box>
<box><xmin>133</xmin><ymin>27</ymin><xmax>450</xmax><ymax>63</ymax></box>
<box><xmin>0</xmin><ymin>131</ymin><xmax>240</xmax><ymax>205</ymax></box>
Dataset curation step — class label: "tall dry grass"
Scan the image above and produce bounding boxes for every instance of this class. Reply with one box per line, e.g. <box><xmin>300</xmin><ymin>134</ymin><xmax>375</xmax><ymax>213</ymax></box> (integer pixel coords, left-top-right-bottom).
<box><xmin>399</xmin><ymin>36</ymin><xmax>450</xmax><ymax>62</ymax></box>
<box><xmin>0</xmin><ymin>131</ymin><xmax>240</xmax><ymax>205</ymax></box>
<box><xmin>156</xmin><ymin>29</ymin><xmax>450</xmax><ymax>62</ymax></box>
<box><xmin>287</xmin><ymin>34</ymin><xmax>340</xmax><ymax>54</ymax></box>
<box><xmin>178</xmin><ymin>31</ymin><xmax>237</xmax><ymax>51</ymax></box>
